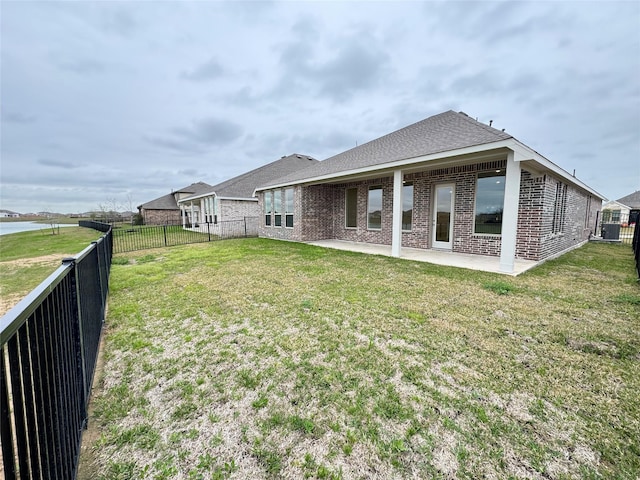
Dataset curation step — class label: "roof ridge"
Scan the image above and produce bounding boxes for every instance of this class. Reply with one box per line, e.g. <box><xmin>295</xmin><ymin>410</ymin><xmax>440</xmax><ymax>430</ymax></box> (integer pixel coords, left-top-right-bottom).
<box><xmin>211</xmin><ymin>154</ymin><xmax>317</xmax><ymax>191</ymax></box>
<box><xmin>454</xmin><ymin>111</ymin><xmax>513</xmax><ymax>139</ymax></box>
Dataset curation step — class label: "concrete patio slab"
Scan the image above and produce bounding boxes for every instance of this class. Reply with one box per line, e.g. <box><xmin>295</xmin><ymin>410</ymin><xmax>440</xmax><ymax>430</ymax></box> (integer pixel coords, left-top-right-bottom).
<box><xmin>306</xmin><ymin>239</ymin><xmax>538</xmax><ymax>276</ymax></box>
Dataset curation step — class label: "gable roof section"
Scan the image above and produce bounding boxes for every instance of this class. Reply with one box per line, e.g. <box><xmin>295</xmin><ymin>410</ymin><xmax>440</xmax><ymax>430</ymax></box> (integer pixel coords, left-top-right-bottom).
<box><xmin>617</xmin><ymin>190</ymin><xmax>640</xmax><ymax>209</ymax></box>
<box><xmin>602</xmin><ymin>200</ymin><xmax>630</xmax><ymax>210</ymax></box>
<box><xmin>180</xmin><ymin>154</ymin><xmax>318</xmax><ymax>202</ymax></box>
<box><xmin>174</xmin><ymin>181</ymin><xmax>213</xmax><ymax>195</ymax></box>
<box><xmin>138</xmin><ymin>182</ymin><xmax>213</xmax><ymax>210</ymax></box>
<box><xmin>257</xmin><ymin>111</ymin><xmax>512</xmax><ymax>189</ymax></box>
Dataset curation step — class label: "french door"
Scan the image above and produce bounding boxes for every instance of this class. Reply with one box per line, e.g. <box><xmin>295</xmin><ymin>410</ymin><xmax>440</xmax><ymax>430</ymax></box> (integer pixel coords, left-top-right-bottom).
<box><xmin>433</xmin><ymin>184</ymin><xmax>454</xmax><ymax>249</ymax></box>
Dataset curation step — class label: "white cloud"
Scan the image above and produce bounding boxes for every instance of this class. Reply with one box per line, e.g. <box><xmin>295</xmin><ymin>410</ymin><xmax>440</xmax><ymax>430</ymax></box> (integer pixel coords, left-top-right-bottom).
<box><xmin>1</xmin><ymin>1</ymin><xmax>638</xmax><ymax>213</ymax></box>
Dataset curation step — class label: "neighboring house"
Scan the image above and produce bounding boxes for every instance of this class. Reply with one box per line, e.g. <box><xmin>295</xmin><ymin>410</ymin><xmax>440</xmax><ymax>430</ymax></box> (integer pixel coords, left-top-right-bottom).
<box><xmin>614</xmin><ymin>190</ymin><xmax>640</xmax><ymax>225</ymax></box>
<box><xmin>138</xmin><ymin>182</ymin><xmax>213</xmax><ymax>225</ymax></box>
<box><xmin>0</xmin><ymin>210</ymin><xmax>20</xmax><ymax>217</ymax></box>
<box><xmin>254</xmin><ymin>110</ymin><xmax>605</xmax><ymax>274</ymax></box>
<box><xmin>176</xmin><ymin>154</ymin><xmax>318</xmax><ymax>227</ymax></box>
<box><xmin>600</xmin><ymin>200</ymin><xmax>630</xmax><ymax>224</ymax></box>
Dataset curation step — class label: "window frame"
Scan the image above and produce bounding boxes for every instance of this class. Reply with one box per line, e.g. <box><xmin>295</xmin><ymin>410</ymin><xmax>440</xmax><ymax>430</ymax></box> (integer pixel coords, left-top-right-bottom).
<box><xmin>345</xmin><ymin>187</ymin><xmax>357</xmax><ymax>229</ymax></box>
<box><xmin>473</xmin><ymin>171</ymin><xmax>506</xmax><ymax>235</ymax></box>
<box><xmin>552</xmin><ymin>182</ymin><xmax>567</xmax><ymax>234</ymax></box>
<box><xmin>264</xmin><ymin>191</ymin><xmax>272</xmax><ymax>227</ymax></box>
<box><xmin>367</xmin><ymin>185</ymin><xmax>383</xmax><ymax>231</ymax></box>
<box><xmin>285</xmin><ymin>188</ymin><xmax>294</xmax><ymax>228</ymax></box>
<box><xmin>402</xmin><ymin>182</ymin><xmax>413</xmax><ymax>231</ymax></box>
<box><xmin>274</xmin><ymin>189</ymin><xmax>282</xmax><ymax>227</ymax></box>
<box><xmin>584</xmin><ymin>196</ymin><xmax>591</xmax><ymax>228</ymax></box>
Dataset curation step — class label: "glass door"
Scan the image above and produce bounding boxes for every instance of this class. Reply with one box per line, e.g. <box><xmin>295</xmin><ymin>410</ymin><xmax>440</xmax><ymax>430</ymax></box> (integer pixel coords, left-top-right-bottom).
<box><xmin>433</xmin><ymin>184</ymin><xmax>454</xmax><ymax>249</ymax></box>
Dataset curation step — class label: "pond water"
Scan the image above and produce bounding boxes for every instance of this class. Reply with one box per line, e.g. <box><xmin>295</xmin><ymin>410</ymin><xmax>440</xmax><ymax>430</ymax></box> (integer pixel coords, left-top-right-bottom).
<box><xmin>0</xmin><ymin>221</ymin><xmax>76</xmax><ymax>236</ymax></box>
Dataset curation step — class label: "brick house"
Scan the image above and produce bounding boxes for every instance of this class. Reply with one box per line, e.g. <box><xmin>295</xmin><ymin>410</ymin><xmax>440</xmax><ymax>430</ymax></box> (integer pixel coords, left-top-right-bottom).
<box><xmin>138</xmin><ymin>182</ymin><xmax>213</xmax><ymax>225</ymax></box>
<box><xmin>254</xmin><ymin>110</ymin><xmax>605</xmax><ymax>274</ymax></box>
<box><xmin>176</xmin><ymin>154</ymin><xmax>318</xmax><ymax>227</ymax></box>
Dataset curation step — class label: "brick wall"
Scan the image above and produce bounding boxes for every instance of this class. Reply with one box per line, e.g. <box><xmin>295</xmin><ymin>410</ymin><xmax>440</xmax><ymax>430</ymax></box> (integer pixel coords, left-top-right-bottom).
<box><xmin>142</xmin><ymin>209</ymin><xmax>181</xmax><ymax>225</ymax></box>
<box><xmin>536</xmin><ymin>174</ymin><xmax>598</xmax><ymax>260</ymax></box>
<box><xmin>300</xmin><ymin>185</ymin><xmax>336</xmax><ymax>241</ymax></box>
<box><xmin>515</xmin><ymin>172</ymin><xmax>544</xmax><ymax>260</ymax></box>
<box><xmin>330</xmin><ymin>177</ymin><xmax>394</xmax><ymax>245</ymax></box>
<box><xmin>220</xmin><ymin>199</ymin><xmax>259</xmax><ymax>221</ymax></box>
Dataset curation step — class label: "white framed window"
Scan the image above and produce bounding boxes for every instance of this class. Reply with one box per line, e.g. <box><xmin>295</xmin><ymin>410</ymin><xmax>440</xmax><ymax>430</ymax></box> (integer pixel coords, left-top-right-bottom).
<box><xmin>264</xmin><ymin>191</ymin><xmax>272</xmax><ymax>226</ymax></box>
<box><xmin>274</xmin><ymin>189</ymin><xmax>282</xmax><ymax>227</ymax></box>
<box><xmin>345</xmin><ymin>188</ymin><xmax>357</xmax><ymax>228</ymax></box>
<box><xmin>367</xmin><ymin>186</ymin><xmax>382</xmax><ymax>230</ymax></box>
<box><xmin>285</xmin><ymin>188</ymin><xmax>294</xmax><ymax>228</ymax></box>
<box><xmin>402</xmin><ymin>182</ymin><xmax>413</xmax><ymax>231</ymax></box>
<box><xmin>474</xmin><ymin>171</ymin><xmax>505</xmax><ymax>234</ymax></box>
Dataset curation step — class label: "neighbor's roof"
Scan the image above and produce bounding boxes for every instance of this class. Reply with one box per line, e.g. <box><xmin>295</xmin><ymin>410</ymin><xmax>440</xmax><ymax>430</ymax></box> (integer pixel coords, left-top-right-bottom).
<box><xmin>616</xmin><ymin>190</ymin><xmax>640</xmax><ymax>209</ymax></box>
<box><xmin>257</xmin><ymin>110</ymin><xmax>512</xmax><ymax>189</ymax></box>
<box><xmin>180</xmin><ymin>154</ymin><xmax>318</xmax><ymax>202</ymax></box>
<box><xmin>138</xmin><ymin>182</ymin><xmax>213</xmax><ymax>210</ymax></box>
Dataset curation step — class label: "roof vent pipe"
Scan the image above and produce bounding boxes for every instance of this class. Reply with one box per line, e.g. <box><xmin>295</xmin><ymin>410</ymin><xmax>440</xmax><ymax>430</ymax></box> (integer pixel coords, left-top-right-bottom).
<box><xmin>489</xmin><ymin>120</ymin><xmax>493</xmax><ymax>127</ymax></box>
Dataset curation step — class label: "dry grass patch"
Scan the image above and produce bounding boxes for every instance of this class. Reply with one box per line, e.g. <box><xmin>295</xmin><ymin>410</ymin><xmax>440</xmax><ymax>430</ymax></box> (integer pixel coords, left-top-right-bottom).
<box><xmin>85</xmin><ymin>240</ymin><xmax>639</xmax><ymax>479</ymax></box>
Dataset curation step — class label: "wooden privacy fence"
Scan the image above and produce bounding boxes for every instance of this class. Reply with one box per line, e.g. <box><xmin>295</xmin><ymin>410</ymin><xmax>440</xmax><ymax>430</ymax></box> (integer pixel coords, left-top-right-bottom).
<box><xmin>0</xmin><ymin>223</ymin><xmax>112</xmax><ymax>479</ymax></box>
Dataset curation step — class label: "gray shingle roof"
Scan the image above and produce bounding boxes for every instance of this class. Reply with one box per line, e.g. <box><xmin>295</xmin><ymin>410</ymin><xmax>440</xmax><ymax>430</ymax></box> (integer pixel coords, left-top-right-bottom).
<box><xmin>616</xmin><ymin>190</ymin><xmax>640</xmax><ymax>209</ymax></box>
<box><xmin>139</xmin><ymin>182</ymin><xmax>213</xmax><ymax>210</ymax></box>
<box><xmin>258</xmin><ymin>110</ymin><xmax>512</xmax><ymax>189</ymax></box>
<box><xmin>181</xmin><ymin>154</ymin><xmax>318</xmax><ymax>201</ymax></box>
<box><xmin>174</xmin><ymin>182</ymin><xmax>214</xmax><ymax>195</ymax></box>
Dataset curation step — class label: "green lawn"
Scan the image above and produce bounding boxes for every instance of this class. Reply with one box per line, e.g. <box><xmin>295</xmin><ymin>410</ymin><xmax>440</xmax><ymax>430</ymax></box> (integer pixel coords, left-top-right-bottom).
<box><xmin>84</xmin><ymin>240</ymin><xmax>639</xmax><ymax>479</ymax></box>
<box><xmin>0</xmin><ymin>227</ymin><xmax>103</xmax><ymax>314</ymax></box>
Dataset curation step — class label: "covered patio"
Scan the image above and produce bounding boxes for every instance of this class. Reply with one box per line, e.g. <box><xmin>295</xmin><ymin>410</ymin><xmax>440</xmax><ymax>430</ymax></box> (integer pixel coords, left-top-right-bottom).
<box><xmin>306</xmin><ymin>239</ymin><xmax>538</xmax><ymax>275</ymax></box>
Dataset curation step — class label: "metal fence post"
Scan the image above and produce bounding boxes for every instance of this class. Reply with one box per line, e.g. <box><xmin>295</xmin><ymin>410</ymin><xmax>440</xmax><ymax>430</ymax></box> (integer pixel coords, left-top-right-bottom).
<box><xmin>163</xmin><ymin>225</ymin><xmax>168</xmax><ymax>246</ymax></box>
<box><xmin>207</xmin><ymin>221</ymin><xmax>211</xmax><ymax>242</ymax></box>
<box><xmin>244</xmin><ymin>217</ymin><xmax>247</xmax><ymax>237</ymax></box>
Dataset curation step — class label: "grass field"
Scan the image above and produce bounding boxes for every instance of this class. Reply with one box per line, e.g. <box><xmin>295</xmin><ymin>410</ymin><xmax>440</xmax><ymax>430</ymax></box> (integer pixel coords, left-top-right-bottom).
<box><xmin>0</xmin><ymin>227</ymin><xmax>103</xmax><ymax>314</ymax></box>
<box><xmin>83</xmin><ymin>239</ymin><xmax>639</xmax><ymax>479</ymax></box>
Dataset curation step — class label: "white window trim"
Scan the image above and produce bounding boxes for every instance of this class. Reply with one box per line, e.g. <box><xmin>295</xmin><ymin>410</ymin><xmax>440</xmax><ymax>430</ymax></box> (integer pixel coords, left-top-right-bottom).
<box><xmin>274</xmin><ymin>189</ymin><xmax>282</xmax><ymax>228</ymax></box>
<box><xmin>285</xmin><ymin>188</ymin><xmax>294</xmax><ymax>229</ymax></box>
<box><xmin>264</xmin><ymin>191</ymin><xmax>272</xmax><ymax>227</ymax></box>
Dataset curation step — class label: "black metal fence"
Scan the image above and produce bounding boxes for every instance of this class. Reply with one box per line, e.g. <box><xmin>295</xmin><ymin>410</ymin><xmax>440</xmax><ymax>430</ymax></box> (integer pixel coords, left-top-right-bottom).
<box><xmin>0</xmin><ymin>223</ymin><xmax>112</xmax><ymax>479</ymax></box>
<box><xmin>110</xmin><ymin>217</ymin><xmax>259</xmax><ymax>254</ymax></box>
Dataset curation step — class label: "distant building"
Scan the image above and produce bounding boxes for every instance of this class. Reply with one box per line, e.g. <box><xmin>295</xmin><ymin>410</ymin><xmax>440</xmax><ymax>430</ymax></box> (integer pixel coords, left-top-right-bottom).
<box><xmin>0</xmin><ymin>209</ymin><xmax>20</xmax><ymax>218</ymax></box>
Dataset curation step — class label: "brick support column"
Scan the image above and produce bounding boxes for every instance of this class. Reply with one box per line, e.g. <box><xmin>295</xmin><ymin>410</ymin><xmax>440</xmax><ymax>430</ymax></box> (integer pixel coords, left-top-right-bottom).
<box><xmin>392</xmin><ymin>169</ymin><xmax>403</xmax><ymax>257</ymax></box>
<box><xmin>500</xmin><ymin>151</ymin><xmax>521</xmax><ymax>273</ymax></box>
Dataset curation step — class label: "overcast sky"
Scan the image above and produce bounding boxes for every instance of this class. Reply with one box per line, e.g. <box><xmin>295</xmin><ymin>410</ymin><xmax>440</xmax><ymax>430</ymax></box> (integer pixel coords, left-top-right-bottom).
<box><xmin>1</xmin><ymin>1</ymin><xmax>639</xmax><ymax>214</ymax></box>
